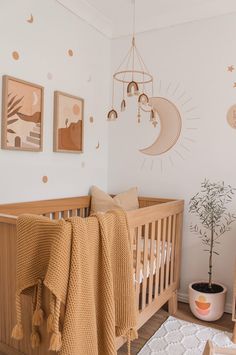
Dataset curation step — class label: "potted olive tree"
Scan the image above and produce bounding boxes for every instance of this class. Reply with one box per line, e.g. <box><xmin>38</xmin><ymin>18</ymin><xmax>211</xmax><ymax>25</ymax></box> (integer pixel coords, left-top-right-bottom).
<box><xmin>189</xmin><ymin>179</ymin><xmax>236</xmax><ymax>321</ymax></box>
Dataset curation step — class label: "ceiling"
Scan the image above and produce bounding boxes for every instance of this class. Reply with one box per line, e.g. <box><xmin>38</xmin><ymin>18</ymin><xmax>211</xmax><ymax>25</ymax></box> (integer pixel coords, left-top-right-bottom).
<box><xmin>57</xmin><ymin>0</ymin><xmax>236</xmax><ymax>38</ymax></box>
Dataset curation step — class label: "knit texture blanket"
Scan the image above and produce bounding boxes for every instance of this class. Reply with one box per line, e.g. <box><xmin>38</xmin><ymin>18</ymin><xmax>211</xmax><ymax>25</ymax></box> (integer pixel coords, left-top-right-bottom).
<box><xmin>12</xmin><ymin>209</ymin><xmax>137</xmax><ymax>355</ymax></box>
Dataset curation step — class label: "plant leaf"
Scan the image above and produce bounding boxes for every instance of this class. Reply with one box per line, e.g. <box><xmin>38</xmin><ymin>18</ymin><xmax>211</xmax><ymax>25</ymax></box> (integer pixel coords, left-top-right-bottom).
<box><xmin>8</xmin><ymin>96</ymin><xmax>24</xmax><ymax>114</ymax></box>
<box><xmin>7</xmin><ymin>118</ymin><xmax>18</xmax><ymax>125</ymax></box>
<box><xmin>8</xmin><ymin>106</ymin><xmax>23</xmax><ymax>118</ymax></box>
<box><xmin>8</xmin><ymin>95</ymin><xmax>17</xmax><ymax>108</ymax></box>
<box><xmin>7</xmin><ymin>128</ymin><xmax>16</xmax><ymax>134</ymax></box>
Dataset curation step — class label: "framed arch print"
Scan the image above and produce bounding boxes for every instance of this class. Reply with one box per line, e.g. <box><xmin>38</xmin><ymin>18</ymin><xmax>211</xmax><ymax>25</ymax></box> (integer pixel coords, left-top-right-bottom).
<box><xmin>1</xmin><ymin>75</ymin><xmax>44</xmax><ymax>151</ymax></box>
<box><xmin>53</xmin><ymin>91</ymin><xmax>84</xmax><ymax>153</ymax></box>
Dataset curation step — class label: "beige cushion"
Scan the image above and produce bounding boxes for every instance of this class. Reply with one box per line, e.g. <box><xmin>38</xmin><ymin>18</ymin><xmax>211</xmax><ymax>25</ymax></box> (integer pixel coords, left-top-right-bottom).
<box><xmin>90</xmin><ymin>186</ymin><xmax>139</xmax><ymax>214</ymax></box>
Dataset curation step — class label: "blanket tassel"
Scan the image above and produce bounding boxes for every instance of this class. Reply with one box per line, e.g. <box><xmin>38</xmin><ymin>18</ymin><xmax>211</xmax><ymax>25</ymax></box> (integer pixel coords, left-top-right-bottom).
<box><xmin>31</xmin><ymin>328</ymin><xmax>40</xmax><ymax>349</ymax></box>
<box><xmin>32</xmin><ymin>279</ymin><xmax>44</xmax><ymax>326</ymax></box>
<box><xmin>127</xmin><ymin>329</ymin><xmax>138</xmax><ymax>355</ymax></box>
<box><xmin>49</xmin><ymin>331</ymin><xmax>62</xmax><ymax>352</ymax></box>
<box><xmin>32</xmin><ymin>308</ymin><xmax>44</xmax><ymax>327</ymax></box>
<box><xmin>47</xmin><ymin>292</ymin><xmax>55</xmax><ymax>333</ymax></box>
<box><xmin>11</xmin><ymin>294</ymin><xmax>24</xmax><ymax>340</ymax></box>
<box><xmin>47</xmin><ymin>314</ymin><xmax>54</xmax><ymax>333</ymax></box>
<box><xmin>49</xmin><ymin>298</ymin><xmax>62</xmax><ymax>351</ymax></box>
<box><xmin>130</xmin><ymin>328</ymin><xmax>138</xmax><ymax>341</ymax></box>
<box><xmin>11</xmin><ymin>323</ymin><xmax>23</xmax><ymax>340</ymax></box>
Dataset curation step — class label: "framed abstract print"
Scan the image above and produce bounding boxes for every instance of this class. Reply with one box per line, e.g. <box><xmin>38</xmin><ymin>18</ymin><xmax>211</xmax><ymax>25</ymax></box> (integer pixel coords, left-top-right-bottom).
<box><xmin>1</xmin><ymin>75</ymin><xmax>44</xmax><ymax>151</ymax></box>
<box><xmin>53</xmin><ymin>91</ymin><xmax>84</xmax><ymax>153</ymax></box>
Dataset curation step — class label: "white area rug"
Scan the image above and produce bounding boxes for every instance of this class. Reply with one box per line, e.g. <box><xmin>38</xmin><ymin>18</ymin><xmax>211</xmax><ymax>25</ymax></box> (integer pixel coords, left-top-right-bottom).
<box><xmin>138</xmin><ymin>316</ymin><xmax>236</xmax><ymax>354</ymax></box>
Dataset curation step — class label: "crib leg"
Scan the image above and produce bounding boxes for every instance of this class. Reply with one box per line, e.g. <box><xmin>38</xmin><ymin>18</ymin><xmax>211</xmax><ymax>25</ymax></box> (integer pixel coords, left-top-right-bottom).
<box><xmin>168</xmin><ymin>291</ymin><xmax>178</xmax><ymax>315</ymax></box>
<box><xmin>232</xmin><ymin>323</ymin><xmax>236</xmax><ymax>343</ymax></box>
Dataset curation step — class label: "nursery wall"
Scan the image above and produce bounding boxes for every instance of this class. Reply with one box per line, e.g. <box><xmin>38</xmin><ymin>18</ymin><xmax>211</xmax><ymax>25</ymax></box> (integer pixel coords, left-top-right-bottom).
<box><xmin>108</xmin><ymin>13</ymin><xmax>236</xmax><ymax>310</ymax></box>
<box><xmin>0</xmin><ymin>0</ymin><xmax>110</xmax><ymax>203</ymax></box>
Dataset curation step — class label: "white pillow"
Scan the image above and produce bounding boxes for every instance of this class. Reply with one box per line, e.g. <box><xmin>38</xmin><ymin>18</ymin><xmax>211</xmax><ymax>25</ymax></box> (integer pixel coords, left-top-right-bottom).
<box><xmin>90</xmin><ymin>186</ymin><xmax>139</xmax><ymax>214</ymax></box>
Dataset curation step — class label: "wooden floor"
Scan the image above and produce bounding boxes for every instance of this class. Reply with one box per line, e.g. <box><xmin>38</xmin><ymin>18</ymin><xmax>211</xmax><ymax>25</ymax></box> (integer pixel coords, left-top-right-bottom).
<box><xmin>0</xmin><ymin>302</ymin><xmax>233</xmax><ymax>355</ymax></box>
<box><xmin>118</xmin><ymin>302</ymin><xmax>234</xmax><ymax>355</ymax></box>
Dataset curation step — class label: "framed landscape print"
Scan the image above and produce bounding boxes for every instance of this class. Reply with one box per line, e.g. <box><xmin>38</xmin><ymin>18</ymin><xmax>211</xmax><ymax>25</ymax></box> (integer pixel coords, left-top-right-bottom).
<box><xmin>54</xmin><ymin>91</ymin><xmax>84</xmax><ymax>153</ymax></box>
<box><xmin>1</xmin><ymin>75</ymin><xmax>44</xmax><ymax>151</ymax></box>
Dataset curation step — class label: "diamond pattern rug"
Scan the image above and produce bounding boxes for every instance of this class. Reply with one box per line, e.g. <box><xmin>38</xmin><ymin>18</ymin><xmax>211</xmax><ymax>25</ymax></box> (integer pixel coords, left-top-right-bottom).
<box><xmin>138</xmin><ymin>316</ymin><xmax>236</xmax><ymax>354</ymax></box>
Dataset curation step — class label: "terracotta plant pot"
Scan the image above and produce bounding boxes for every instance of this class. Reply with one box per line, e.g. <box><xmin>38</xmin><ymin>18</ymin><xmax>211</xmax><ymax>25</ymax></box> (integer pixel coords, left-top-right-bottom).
<box><xmin>189</xmin><ymin>282</ymin><xmax>227</xmax><ymax>321</ymax></box>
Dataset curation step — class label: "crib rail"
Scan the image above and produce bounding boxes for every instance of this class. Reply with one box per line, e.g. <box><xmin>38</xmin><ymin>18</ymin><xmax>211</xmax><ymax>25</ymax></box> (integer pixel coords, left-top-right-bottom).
<box><xmin>0</xmin><ymin>195</ymin><xmax>178</xmax><ymax>224</ymax></box>
<box><xmin>0</xmin><ymin>195</ymin><xmax>91</xmax><ymax>223</ymax></box>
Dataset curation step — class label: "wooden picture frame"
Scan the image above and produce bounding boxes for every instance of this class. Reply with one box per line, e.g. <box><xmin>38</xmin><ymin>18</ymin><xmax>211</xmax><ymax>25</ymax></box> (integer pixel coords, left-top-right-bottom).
<box><xmin>1</xmin><ymin>75</ymin><xmax>44</xmax><ymax>151</ymax></box>
<box><xmin>53</xmin><ymin>91</ymin><xmax>84</xmax><ymax>153</ymax></box>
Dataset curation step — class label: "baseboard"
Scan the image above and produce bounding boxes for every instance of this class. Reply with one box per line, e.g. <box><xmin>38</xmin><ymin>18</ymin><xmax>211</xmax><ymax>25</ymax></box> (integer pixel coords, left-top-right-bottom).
<box><xmin>177</xmin><ymin>292</ymin><xmax>232</xmax><ymax>314</ymax></box>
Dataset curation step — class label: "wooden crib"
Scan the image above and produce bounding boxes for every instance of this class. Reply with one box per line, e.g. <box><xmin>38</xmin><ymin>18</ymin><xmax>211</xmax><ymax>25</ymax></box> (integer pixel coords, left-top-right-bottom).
<box><xmin>0</xmin><ymin>194</ymin><xmax>184</xmax><ymax>355</ymax></box>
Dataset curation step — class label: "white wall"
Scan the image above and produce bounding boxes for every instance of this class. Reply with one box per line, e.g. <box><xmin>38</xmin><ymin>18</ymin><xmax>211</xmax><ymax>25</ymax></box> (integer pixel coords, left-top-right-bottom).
<box><xmin>0</xmin><ymin>0</ymin><xmax>110</xmax><ymax>203</ymax></box>
<box><xmin>109</xmin><ymin>13</ymin><xmax>236</xmax><ymax>310</ymax></box>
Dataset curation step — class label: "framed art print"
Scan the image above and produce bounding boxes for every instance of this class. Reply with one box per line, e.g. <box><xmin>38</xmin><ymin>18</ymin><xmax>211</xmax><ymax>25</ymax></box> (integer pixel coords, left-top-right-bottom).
<box><xmin>1</xmin><ymin>75</ymin><xmax>44</xmax><ymax>151</ymax></box>
<box><xmin>54</xmin><ymin>91</ymin><xmax>84</xmax><ymax>153</ymax></box>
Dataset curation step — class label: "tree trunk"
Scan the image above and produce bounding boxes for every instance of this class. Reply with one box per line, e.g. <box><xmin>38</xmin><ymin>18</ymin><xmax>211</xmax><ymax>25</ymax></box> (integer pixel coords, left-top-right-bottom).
<box><xmin>208</xmin><ymin>222</ymin><xmax>214</xmax><ymax>288</ymax></box>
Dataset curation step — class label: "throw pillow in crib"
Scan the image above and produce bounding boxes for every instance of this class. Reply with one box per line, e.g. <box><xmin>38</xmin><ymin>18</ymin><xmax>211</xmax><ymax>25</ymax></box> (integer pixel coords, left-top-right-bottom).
<box><xmin>90</xmin><ymin>186</ymin><xmax>139</xmax><ymax>214</ymax></box>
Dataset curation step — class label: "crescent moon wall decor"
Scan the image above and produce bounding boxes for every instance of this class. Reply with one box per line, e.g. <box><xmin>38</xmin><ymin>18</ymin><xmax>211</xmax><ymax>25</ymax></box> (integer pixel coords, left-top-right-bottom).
<box><xmin>140</xmin><ymin>97</ymin><xmax>182</xmax><ymax>156</ymax></box>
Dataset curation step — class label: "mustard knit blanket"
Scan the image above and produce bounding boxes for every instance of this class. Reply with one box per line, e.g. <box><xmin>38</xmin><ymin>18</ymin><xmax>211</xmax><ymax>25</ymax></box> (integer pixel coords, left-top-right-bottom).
<box><xmin>12</xmin><ymin>209</ymin><xmax>137</xmax><ymax>354</ymax></box>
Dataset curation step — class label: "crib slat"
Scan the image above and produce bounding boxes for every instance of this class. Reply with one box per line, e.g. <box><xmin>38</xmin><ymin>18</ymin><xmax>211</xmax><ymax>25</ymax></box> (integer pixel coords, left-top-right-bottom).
<box><xmin>71</xmin><ymin>209</ymin><xmax>77</xmax><ymax>217</ymax></box>
<box><xmin>54</xmin><ymin>211</ymin><xmax>59</xmax><ymax>219</ymax></box>
<box><xmin>141</xmin><ymin>224</ymin><xmax>149</xmax><ymax>310</ymax></box>
<box><xmin>165</xmin><ymin>216</ymin><xmax>172</xmax><ymax>289</ymax></box>
<box><xmin>148</xmin><ymin>221</ymin><xmax>155</xmax><ymax>305</ymax></box>
<box><xmin>174</xmin><ymin>212</ymin><xmax>183</xmax><ymax>287</ymax></box>
<box><xmin>80</xmin><ymin>208</ymin><xmax>85</xmax><ymax>218</ymax></box>
<box><xmin>154</xmin><ymin>219</ymin><xmax>162</xmax><ymax>297</ymax></box>
<box><xmin>160</xmin><ymin>217</ymin><xmax>167</xmax><ymax>293</ymax></box>
<box><xmin>62</xmin><ymin>210</ymin><xmax>69</xmax><ymax>219</ymax></box>
<box><xmin>170</xmin><ymin>214</ymin><xmax>177</xmax><ymax>284</ymax></box>
<box><xmin>135</xmin><ymin>226</ymin><xmax>142</xmax><ymax>306</ymax></box>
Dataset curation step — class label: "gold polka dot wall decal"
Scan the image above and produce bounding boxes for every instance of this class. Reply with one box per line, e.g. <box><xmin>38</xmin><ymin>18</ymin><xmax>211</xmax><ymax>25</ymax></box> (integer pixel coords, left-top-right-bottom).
<box><xmin>42</xmin><ymin>176</ymin><xmax>48</xmax><ymax>183</ymax></box>
<box><xmin>12</xmin><ymin>51</ymin><xmax>19</xmax><ymax>60</ymax></box>
<box><xmin>68</xmin><ymin>49</ymin><xmax>74</xmax><ymax>57</ymax></box>
<box><xmin>227</xmin><ymin>104</ymin><xmax>236</xmax><ymax>129</ymax></box>
<box><xmin>96</xmin><ymin>141</ymin><xmax>100</xmax><ymax>149</ymax></box>
<box><xmin>89</xmin><ymin>116</ymin><xmax>94</xmax><ymax>123</ymax></box>
<box><xmin>27</xmin><ymin>14</ymin><xmax>34</xmax><ymax>23</ymax></box>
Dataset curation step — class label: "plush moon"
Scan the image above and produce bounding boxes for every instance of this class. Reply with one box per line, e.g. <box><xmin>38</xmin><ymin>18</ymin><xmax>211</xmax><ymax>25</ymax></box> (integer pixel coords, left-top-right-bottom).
<box><xmin>140</xmin><ymin>97</ymin><xmax>182</xmax><ymax>156</ymax></box>
<box><xmin>32</xmin><ymin>91</ymin><xmax>38</xmax><ymax>106</ymax></box>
